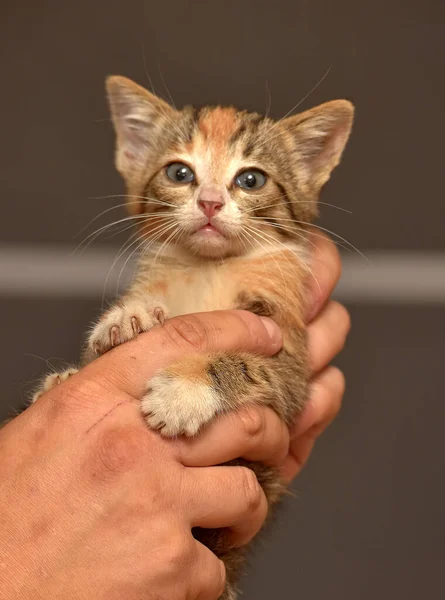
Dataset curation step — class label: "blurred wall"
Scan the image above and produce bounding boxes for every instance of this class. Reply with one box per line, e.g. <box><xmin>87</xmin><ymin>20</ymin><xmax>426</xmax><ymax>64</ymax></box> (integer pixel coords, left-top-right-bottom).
<box><xmin>1</xmin><ymin>2</ymin><xmax>444</xmax><ymax>599</ymax></box>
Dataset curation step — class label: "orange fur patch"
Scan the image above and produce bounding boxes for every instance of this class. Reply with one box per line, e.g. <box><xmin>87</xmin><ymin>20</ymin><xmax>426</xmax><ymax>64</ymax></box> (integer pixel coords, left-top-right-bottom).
<box><xmin>198</xmin><ymin>107</ymin><xmax>238</xmax><ymax>149</ymax></box>
<box><xmin>167</xmin><ymin>353</ymin><xmax>212</xmax><ymax>383</ymax></box>
<box><xmin>230</xmin><ymin>252</ymin><xmax>306</xmax><ymax>331</ymax></box>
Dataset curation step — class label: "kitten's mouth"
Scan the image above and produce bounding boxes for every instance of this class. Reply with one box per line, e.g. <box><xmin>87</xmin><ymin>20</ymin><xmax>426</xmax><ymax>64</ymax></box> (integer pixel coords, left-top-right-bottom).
<box><xmin>195</xmin><ymin>223</ymin><xmax>224</xmax><ymax>237</ymax></box>
<box><xmin>186</xmin><ymin>220</ymin><xmax>234</xmax><ymax>258</ymax></box>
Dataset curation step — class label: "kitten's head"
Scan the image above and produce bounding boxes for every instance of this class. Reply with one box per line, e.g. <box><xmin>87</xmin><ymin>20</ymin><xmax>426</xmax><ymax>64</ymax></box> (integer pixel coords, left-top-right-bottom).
<box><xmin>106</xmin><ymin>76</ymin><xmax>354</xmax><ymax>259</ymax></box>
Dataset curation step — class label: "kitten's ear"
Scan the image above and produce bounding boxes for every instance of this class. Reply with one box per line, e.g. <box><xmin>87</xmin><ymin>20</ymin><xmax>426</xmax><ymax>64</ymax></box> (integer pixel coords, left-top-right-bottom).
<box><xmin>281</xmin><ymin>100</ymin><xmax>354</xmax><ymax>193</ymax></box>
<box><xmin>106</xmin><ymin>75</ymin><xmax>175</xmax><ymax>178</ymax></box>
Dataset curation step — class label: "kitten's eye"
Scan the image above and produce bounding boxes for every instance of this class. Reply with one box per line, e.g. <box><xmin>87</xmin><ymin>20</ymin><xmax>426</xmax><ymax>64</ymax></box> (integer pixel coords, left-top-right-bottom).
<box><xmin>235</xmin><ymin>170</ymin><xmax>267</xmax><ymax>190</ymax></box>
<box><xmin>166</xmin><ymin>163</ymin><xmax>195</xmax><ymax>184</ymax></box>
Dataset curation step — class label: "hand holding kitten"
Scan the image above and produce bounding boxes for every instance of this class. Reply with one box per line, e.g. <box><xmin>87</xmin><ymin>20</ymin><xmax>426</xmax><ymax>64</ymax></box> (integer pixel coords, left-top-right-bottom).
<box><xmin>0</xmin><ymin>233</ymin><xmax>348</xmax><ymax>600</ymax></box>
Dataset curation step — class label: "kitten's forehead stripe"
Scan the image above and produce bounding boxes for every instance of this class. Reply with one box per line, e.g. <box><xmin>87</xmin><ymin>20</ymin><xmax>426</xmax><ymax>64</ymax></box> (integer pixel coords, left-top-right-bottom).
<box><xmin>197</xmin><ymin>107</ymin><xmax>239</xmax><ymax>148</ymax></box>
<box><xmin>229</xmin><ymin>122</ymin><xmax>247</xmax><ymax>146</ymax></box>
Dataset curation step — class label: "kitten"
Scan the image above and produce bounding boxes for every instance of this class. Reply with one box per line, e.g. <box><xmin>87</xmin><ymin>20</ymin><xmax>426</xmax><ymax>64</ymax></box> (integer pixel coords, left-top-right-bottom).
<box><xmin>34</xmin><ymin>76</ymin><xmax>354</xmax><ymax>599</ymax></box>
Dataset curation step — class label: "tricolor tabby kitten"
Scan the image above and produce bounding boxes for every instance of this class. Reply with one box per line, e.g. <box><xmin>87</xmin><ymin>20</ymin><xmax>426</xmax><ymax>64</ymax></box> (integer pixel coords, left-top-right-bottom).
<box><xmin>35</xmin><ymin>76</ymin><xmax>354</xmax><ymax>599</ymax></box>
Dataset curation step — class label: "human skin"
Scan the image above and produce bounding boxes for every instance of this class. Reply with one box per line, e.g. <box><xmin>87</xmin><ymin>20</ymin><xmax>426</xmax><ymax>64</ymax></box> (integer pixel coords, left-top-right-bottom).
<box><xmin>0</xmin><ymin>233</ymin><xmax>349</xmax><ymax>600</ymax></box>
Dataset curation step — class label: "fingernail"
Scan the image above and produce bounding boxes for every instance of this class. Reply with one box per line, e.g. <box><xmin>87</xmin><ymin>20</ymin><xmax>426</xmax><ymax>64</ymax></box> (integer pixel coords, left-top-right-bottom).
<box><xmin>259</xmin><ymin>317</ymin><xmax>282</xmax><ymax>345</ymax></box>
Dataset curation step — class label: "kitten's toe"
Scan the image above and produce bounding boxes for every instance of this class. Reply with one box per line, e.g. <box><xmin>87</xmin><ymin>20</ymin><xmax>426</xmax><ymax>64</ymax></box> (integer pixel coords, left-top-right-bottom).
<box><xmin>32</xmin><ymin>367</ymin><xmax>79</xmax><ymax>403</ymax></box>
<box><xmin>88</xmin><ymin>301</ymin><xmax>168</xmax><ymax>355</ymax></box>
<box><xmin>141</xmin><ymin>372</ymin><xmax>220</xmax><ymax>437</ymax></box>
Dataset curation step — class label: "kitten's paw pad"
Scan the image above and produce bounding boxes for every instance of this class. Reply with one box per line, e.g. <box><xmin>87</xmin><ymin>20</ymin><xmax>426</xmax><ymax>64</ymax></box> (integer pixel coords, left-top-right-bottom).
<box><xmin>141</xmin><ymin>374</ymin><xmax>220</xmax><ymax>437</ymax></box>
<box><xmin>88</xmin><ymin>302</ymin><xmax>168</xmax><ymax>355</ymax></box>
<box><xmin>32</xmin><ymin>368</ymin><xmax>79</xmax><ymax>403</ymax></box>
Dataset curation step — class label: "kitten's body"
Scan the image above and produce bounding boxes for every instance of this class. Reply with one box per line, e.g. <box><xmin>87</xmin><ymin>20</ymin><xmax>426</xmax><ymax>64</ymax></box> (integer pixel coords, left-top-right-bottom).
<box><xmin>33</xmin><ymin>77</ymin><xmax>354</xmax><ymax>599</ymax></box>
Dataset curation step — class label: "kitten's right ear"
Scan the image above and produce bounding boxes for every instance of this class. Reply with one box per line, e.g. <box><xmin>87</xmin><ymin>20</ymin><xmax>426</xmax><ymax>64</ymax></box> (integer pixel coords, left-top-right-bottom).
<box><xmin>106</xmin><ymin>76</ymin><xmax>175</xmax><ymax>179</ymax></box>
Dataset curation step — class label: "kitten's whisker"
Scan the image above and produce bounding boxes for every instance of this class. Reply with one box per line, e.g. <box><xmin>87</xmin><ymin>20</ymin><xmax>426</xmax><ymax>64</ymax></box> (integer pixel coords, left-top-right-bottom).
<box><xmin>264</xmin><ymin>79</ymin><xmax>272</xmax><ymax>119</ymax></box>
<box><xmin>101</xmin><ymin>218</ymin><xmax>155</xmax><ymax>241</ymax></box>
<box><xmin>247</xmin><ymin>217</ymin><xmax>351</xmax><ymax>252</ymax></box>
<box><xmin>157</xmin><ymin>62</ymin><xmax>177</xmax><ymax>111</ymax></box>
<box><xmin>244</xmin><ymin>223</ymin><xmax>321</xmax><ymax>296</ymax></box>
<box><xmin>248</xmin><ymin>219</ymin><xmax>319</xmax><ymax>252</ymax></box>
<box><xmin>77</xmin><ymin>201</ymin><xmax>149</xmax><ymax>235</ymax></box>
<box><xmin>138</xmin><ymin>221</ymin><xmax>180</xmax><ymax>268</ymax></box>
<box><xmin>255</xmin><ymin>66</ymin><xmax>332</xmax><ymax>151</ymax></box>
<box><xmin>101</xmin><ymin>232</ymin><xmax>146</xmax><ymax>306</ymax></box>
<box><xmin>101</xmin><ymin>219</ymin><xmax>177</xmax><ymax>305</ymax></box>
<box><xmin>75</xmin><ymin>214</ymin><xmax>173</xmax><ymax>254</ymax></box>
<box><xmin>140</xmin><ymin>41</ymin><xmax>158</xmax><ymax>96</ymax></box>
<box><xmin>241</xmin><ymin>226</ymin><xmax>291</xmax><ymax>296</ymax></box>
<box><xmin>236</xmin><ymin>229</ymin><xmax>252</xmax><ymax>255</ymax></box>
<box><xmin>141</xmin><ymin>51</ymin><xmax>188</xmax><ymax>142</ymax></box>
<box><xmin>75</xmin><ymin>214</ymin><xmax>152</xmax><ymax>254</ymax></box>
<box><xmin>293</xmin><ymin>221</ymin><xmax>370</xmax><ymax>263</ymax></box>
<box><xmin>151</xmin><ymin>224</ymin><xmax>182</xmax><ymax>270</ymax></box>
<box><xmin>108</xmin><ymin>220</ymin><xmax>178</xmax><ymax>304</ymax></box>
<box><xmin>113</xmin><ymin>236</ymin><xmax>154</xmax><ymax>302</ymax></box>
<box><xmin>90</xmin><ymin>194</ymin><xmax>176</xmax><ymax>209</ymax></box>
<box><xmin>245</xmin><ymin>197</ymin><xmax>352</xmax><ymax>214</ymax></box>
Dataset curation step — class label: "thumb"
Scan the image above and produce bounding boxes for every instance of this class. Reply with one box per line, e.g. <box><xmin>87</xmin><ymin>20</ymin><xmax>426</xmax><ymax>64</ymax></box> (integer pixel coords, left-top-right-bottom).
<box><xmin>89</xmin><ymin>310</ymin><xmax>283</xmax><ymax>400</ymax></box>
<box><xmin>34</xmin><ymin>311</ymin><xmax>282</xmax><ymax>433</ymax></box>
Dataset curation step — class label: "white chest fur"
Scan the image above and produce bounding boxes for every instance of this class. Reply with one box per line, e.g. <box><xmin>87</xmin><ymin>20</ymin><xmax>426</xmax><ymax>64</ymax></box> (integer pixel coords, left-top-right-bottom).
<box><xmin>162</xmin><ymin>263</ymin><xmax>236</xmax><ymax>318</ymax></box>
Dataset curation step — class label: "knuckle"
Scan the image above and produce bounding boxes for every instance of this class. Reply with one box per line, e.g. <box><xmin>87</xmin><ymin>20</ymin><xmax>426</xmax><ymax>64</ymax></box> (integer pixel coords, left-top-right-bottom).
<box><xmin>95</xmin><ymin>424</ymin><xmax>148</xmax><ymax>475</ymax></box>
<box><xmin>334</xmin><ymin>302</ymin><xmax>351</xmax><ymax>336</ymax></box>
<box><xmin>215</xmin><ymin>560</ymin><xmax>226</xmax><ymax>598</ymax></box>
<box><xmin>330</xmin><ymin>367</ymin><xmax>346</xmax><ymax>403</ymax></box>
<box><xmin>163</xmin><ymin>315</ymin><xmax>209</xmax><ymax>352</ymax></box>
<box><xmin>322</xmin><ymin>367</ymin><xmax>345</xmax><ymax>421</ymax></box>
<box><xmin>320</xmin><ymin>233</ymin><xmax>342</xmax><ymax>280</ymax></box>
<box><xmin>238</xmin><ymin>406</ymin><xmax>266</xmax><ymax>441</ymax></box>
<box><xmin>239</xmin><ymin>467</ymin><xmax>263</xmax><ymax>513</ymax></box>
<box><xmin>163</xmin><ymin>533</ymin><xmax>195</xmax><ymax>570</ymax></box>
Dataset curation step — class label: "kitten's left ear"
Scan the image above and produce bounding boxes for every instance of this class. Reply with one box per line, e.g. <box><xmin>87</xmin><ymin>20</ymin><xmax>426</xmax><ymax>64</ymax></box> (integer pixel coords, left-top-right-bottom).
<box><xmin>106</xmin><ymin>75</ymin><xmax>176</xmax><ymax>180</ymax></box>
<box><xmin>281</xmin><ymin>100</ymin><xmax>354</xmax><ymax>193</ymax></box>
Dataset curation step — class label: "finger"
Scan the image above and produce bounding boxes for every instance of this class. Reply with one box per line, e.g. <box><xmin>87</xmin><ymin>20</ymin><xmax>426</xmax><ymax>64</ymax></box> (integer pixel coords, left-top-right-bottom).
<box><xmin>307</xmin><ymin>301</ymin><xmax>351</xmax><ymax>374</ymax></box>
<box><xmin>177</xmin><ymin>405</ymin><xmax>289</xmax><ymax>468</ymax></box>
<box><xmin>81</xmin><ymin>310</ymin><xmax>282</xmax><ymax>400</ymax></box>
<box><xmin>305</xmin><ymin>231</ymin><xmax>342</xmax><ymax>322</ymax></box>
<box><xmin>280</xmin><ymin>366</ymin><xmax>345</xmax><ymax>482</ymax></box>
<box><xmin>39</xmin><ymin>310</ymin><xmax>282</xmax><ymax>431</ymax></box>
<box><xmin>191</xmin><ymin>542</ymin><xmax>226</xmax><ymax>600</ymax></box>
<box><xmin>185</xmin><ymin>465</ymin><xmax>268</xmax><ymax>548</ymax></box>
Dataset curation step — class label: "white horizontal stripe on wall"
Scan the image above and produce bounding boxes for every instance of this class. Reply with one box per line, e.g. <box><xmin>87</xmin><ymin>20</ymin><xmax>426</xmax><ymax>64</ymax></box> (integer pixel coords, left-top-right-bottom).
<box><xmin>0</xmin><ymin>246</ymin><xmax>444</xmax><ymax>304</ymax></box>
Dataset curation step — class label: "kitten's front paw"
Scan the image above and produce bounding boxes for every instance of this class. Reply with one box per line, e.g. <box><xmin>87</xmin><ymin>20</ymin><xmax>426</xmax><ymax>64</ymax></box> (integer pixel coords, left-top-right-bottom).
<box><xmin>88</xmin><ymin>301</ymin><xmax>167</xmax><ymax>355</ymax></box>
<box><xmin>32</xmin><ymin>367</ymin><xmax>79</xmax><ymax>403</ymax></box>
<box><xmin>141</xmin><ymin>373</ymin><xmax>220</xmax><ymax>437</ymax></box>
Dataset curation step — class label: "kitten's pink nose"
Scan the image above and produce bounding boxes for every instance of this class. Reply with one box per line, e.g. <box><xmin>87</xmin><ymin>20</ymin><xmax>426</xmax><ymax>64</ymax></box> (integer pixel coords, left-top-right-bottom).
<box><xmin>198</xmin><ymin>189</ymin><xmax>225</xmax><ymax>219</ymax></box>
<box><xmin>199</xmin><ymin>199</ymin><xmax>223</xmax><ymax>218</ymax></box>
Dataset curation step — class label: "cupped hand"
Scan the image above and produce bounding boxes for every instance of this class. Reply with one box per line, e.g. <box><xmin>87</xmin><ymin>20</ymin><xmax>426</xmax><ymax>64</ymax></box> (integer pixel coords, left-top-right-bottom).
<box><xmin>0</xmin><ymin>310</ymin><xmax>282</xmax><ymax>600</ymax></box>
<box><xmin>0</xmin><ymin>232</ymin><xmax>349</xmax><ymax>600</ymax></box>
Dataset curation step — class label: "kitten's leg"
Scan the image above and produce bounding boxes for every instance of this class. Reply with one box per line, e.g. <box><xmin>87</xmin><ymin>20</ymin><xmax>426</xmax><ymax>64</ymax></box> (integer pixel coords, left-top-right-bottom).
<box><xmin>32</xmin><ymin>298</ymin><xmax>167</xmax><ymax>402</ymax></box>
<box><xmin>31</xmin><ymin>367</ymin><xmax>79</xmax><ymax>403</ymax></box>
<box><xmin>87</xmin><ymin>298</ymin><xmax>168</xmax><ymax>357</ymax></box>
<box><xmin>141</xmin><ymin>339</ymin><xmax>307</xmax><ymax>437</ymax></box>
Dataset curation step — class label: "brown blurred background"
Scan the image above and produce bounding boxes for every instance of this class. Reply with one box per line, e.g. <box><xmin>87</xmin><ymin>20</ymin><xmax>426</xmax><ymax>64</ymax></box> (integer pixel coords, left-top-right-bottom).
<box><xmin>1</xmin><ymin>1</ymin><xmax>444</xmax><ymax>598</ymax></box>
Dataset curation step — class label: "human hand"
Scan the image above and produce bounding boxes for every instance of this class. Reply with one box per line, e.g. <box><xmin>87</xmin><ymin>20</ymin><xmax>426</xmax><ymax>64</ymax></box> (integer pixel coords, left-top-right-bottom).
<box><xmin>0</xmin><ymin>311</ymin><xmax>283</xmax><ymax>600</ymax></box>
<box><xmin>0</xmin><ymin>232</ymin><xmax>348</xmax><ymax>599</ymax></box>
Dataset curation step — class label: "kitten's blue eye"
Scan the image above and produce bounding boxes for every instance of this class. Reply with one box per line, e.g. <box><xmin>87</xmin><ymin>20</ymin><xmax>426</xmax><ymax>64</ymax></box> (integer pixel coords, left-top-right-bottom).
<box><xmin>166</xmin><ymin>163</ymin><xmax>195</xmax><ymax>184</ymax></box>
<box><xmin>235</xmin><ymin>170</ymin><xmax>267</xmax><ymax>190</ymax></box>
